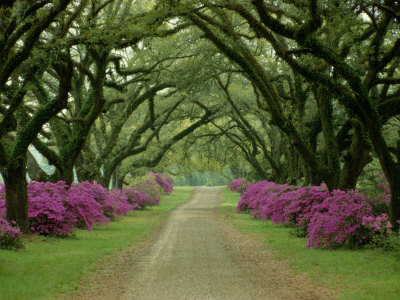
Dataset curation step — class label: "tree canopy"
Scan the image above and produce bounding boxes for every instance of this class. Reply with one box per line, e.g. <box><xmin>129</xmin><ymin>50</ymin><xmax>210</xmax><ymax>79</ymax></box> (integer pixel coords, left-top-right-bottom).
<box><xmin>1</xmin><ymin>0</ymin><xmax>400</xmax><ymax>230</ymax></box>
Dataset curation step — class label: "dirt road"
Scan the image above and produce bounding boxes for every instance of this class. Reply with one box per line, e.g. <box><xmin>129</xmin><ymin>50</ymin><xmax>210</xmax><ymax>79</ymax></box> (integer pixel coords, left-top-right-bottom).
<box><xmin>117</xmin><ymin>187</ymin><xmax>333</xmax><ymax>300</ymax></box>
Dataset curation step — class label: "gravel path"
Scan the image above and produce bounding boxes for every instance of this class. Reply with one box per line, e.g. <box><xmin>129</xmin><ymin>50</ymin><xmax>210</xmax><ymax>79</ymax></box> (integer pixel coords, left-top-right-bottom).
<box><xmin>119</xmin><ymin>187</ymin><xmax>334</xmax><ymax>300</ymax></box>
<box><xmin>73</xmin><ymin>187</ymin><xmax>334</xmax><ymax>300</ymax></box>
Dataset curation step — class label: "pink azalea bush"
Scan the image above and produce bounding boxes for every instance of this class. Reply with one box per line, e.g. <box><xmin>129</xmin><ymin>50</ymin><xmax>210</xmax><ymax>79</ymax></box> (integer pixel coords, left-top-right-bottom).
<box><xmin>259</xmin><ymin>184</ymin><xmax>298</xmax><ymax>223</ymax></box>
<box><xmin>362</xmin><ymin>213</ymin><xmax>392</xmax><ymax>234</ymax></box>
<box><xmin>0</xmin><ymin>217</ymin><xmax>23</xmax><ymax>250</ymax></box>
<box><xmin>28</xmin><ymin>181</ymin><xmax>77</xmax><ymax>236</ymax></box>
<box><xmin>148</xmin><ymin>172</ymin><xmax>174</xmax><ymax>195</ymax></box>
<box><xmin>108</xmin><ymin>189</ymin><xmax>133</xmax><ymax>217</ymax></box>
<box><xmin>237</xmin><ymin>181</ymin><xmax>292</xmax><ymax>218</ymax></box>
<box><xmin>305</xmin><ymin>190</ymin><xmax>382</xmax><ymax>249</ymax></box>
<box><xmin>235</xmin><ymin>177</ymin><xmax>396</xmax><ymax>249</ymax></box>
<box><xmin>65</xmin><ymin>182</ymin><xmax>110</xmax><ymax>230</ymax></box>
<box><xmin>0</xmin><ymin>185</ymin><xmax>23</xmax><ymax>249</ymax></box>
<box><xmin>228</xmin><ymin>178</ymin><xmax>248</xmax><ymax>193</ymax></box>
<box><xmin>128</xmin><ymin>174</ymin><xmax>161</xmax><ymax>206</ymax></box>
<box><xmin>122</xmin><ymin>188</ymin><xmax>154</xmax><ymax>210</ymax></box>
<box><xmin>279</xmin><ymin>185</ymin><xmax>329</xmax><ymax>227</ymax></box>
<box><xmin>70</xmin><ymin>181</ymin><xmax>113</xmax><ymax>218</ymax></box>
<box><xmin>0</xmin><ymin>174</ymin><xmax>170</xmax><ymax>244</ymax></box>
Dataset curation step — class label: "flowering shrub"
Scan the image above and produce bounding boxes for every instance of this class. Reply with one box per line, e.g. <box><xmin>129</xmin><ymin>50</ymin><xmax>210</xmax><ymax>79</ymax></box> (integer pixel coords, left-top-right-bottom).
<box><xmin>228</xmin><ymin>178</ymin><xmax>248</xmax><ymax>193</ymax></box>
<box><xmin>107</xmin><ymin>189</ymin><xmax>133</xmax><ymax>217</ymax></box>
<box><xmin>362</xmin><ymin>213</ymin><xmax>392</xmax><ymax>234</ymax></box>
<box><xmin>71</xmin><ymin>181</ymin><xmax>135</xmax><ymax>221</ymax></box>
<box><xmin>259</xmin><ymin>184</ymin><xmax>297</xmax><ymax>223</ymax></box>
<box><xmin>65</xmin><ymin>183</ymin><xmax>110</xmax><ymax>230</ymax></box>
<box><xmin>128</xmin><ymin>174</ymin><xmax>161</xmax><ymax>206</ymax></box>
<box><xmin>122</xmin><ymin>188</ymin><xmax>154</xmax><ymax>210</ymax></box>
<box><xmin>306</xmin><ymin>190</ymin><xmax>378</xmax><ymax>249</ymax></box>
<box><xmin>237</xmin><ymin>181</ymin><xmax>292</xmax><ymax>218</ymax></box>
<box><xmin>28</xmin><ymin>181</ymin><xmax>76</xmax><ymax>236</ymax></box>
<box><xmin>0</xmin><ymin>174</ymin><xmax>170</xmax><ymax>240</ymax></box>
<box><xmin>280</xmin><ymin>185</ymin><xmax>329</xmax><ymax>227</ymax></box>
<box><xmin>235</xmin><ymin>179</ymin><xmax>397</xmax><ymax>249</ymax></box>
<box><xmin>0</xmin><ymin>202</ymin><xmax>4</xmax><ymax>218</ymax></box>
<box><xmin>71</xmin><ymin>181</ymin><xmax>110</xmax><ymax>206</ymax></box>
<box><xmin>0</xmin><ymin>217</ymin><xmax>24</xmax><ymax>250</ymax></box>
<box><xmin>148</xmin><ymin>172</ymin><xmax>174</xmax><ymax>195</ymax></box>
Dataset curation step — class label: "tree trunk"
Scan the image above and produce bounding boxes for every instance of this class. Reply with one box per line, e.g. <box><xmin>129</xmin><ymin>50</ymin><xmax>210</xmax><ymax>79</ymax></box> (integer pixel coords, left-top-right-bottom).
<box><xmin>389</xmin><ymin>178</ymin><xmax>400</xmax><ymax>231</ymax></box>
<box><xmin>3</xmin><ymin>162</ymin><xmax>30</xmax><ymax>233</ymax></box>
<box><xmin>316</xmin><ymin>86</ymin><xmax>340</xmax><ymax>187</ymax></box>
<box><xmin>288</xmin><ymin>144</ymin><xmax>298</xmax><ymax>185</ymax></box>
<box><xmin>302</xmin><ymin>162</ymin><xmax>312</xmax><ymax>186</ymax></box>
<box><xmin>96</xmin><ymin>166</ymin><xmax>113</xmax><ymax>189</ymax></box>
<box><xmin>339</xmin><ymin>149</ymin><xmax>370</xmax><ymax>190</ymax></box>
<box><xmin>117</xmin><ymin>171</ymin><xmax>126</xmax><ymax>189</ymax></box>
<box><xmin>60</xmin><ymin>164</ymin><xmax>74</xmax><ymax>185</ymax></box>
<box><xmin>75</xmin><ymin>152</ymin><xmax>97</xmax><ymax>182</ymax></box>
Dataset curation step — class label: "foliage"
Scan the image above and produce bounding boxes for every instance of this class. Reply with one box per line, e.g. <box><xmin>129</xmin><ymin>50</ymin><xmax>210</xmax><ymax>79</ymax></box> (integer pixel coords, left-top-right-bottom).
<box><xmin>368</xmin><ymin>231</ymin><xmax>400</xmax><ymax>255</ymax></box>
<box><xmin>2</xmin><ymin>0</ymin><xmax>400</xmax><ymax>233</ymax></box>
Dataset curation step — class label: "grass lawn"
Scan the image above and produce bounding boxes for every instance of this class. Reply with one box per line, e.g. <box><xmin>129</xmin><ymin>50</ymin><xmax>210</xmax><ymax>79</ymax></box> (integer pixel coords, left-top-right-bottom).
<box><xmin>0</xmin><ymin>186</ymin><xmax>193</xmax><ymax>300</ymax></box>
<box><xmin>220</xmin><ymin>187</ymin><xmax>400</xmax><ymax>300</ymax></box>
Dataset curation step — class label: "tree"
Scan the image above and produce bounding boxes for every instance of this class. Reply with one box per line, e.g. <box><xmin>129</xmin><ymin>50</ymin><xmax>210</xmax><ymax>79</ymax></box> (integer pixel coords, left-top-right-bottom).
<box><xmin>0</xmin><ymin>0</ymin><xmax>75</xmax><ymax>231</ymax></box>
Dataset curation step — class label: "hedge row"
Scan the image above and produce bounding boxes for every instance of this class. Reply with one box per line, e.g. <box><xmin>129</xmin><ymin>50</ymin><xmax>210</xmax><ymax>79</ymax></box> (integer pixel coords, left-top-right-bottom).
<box><xmin>0</xmin><ymin>172</ymin><xmax>173</xmax><ymax>250</ymax></box>
<box><xmin>231</xmin><ymin>178</ymin><xmax>397</xmax><ymax>249</ymax></box>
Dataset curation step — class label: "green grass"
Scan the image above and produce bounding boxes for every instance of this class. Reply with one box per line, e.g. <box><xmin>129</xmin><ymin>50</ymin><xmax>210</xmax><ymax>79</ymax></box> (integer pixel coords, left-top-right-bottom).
<box><xmin>220</xmin><ymin>187</ymin><xmax>400</xmax><ymax>300</ymax></box>
<box><xmin>0</xmin><ymin>186</ymin><xmax>193</xmax><ymax>300</ymax></box>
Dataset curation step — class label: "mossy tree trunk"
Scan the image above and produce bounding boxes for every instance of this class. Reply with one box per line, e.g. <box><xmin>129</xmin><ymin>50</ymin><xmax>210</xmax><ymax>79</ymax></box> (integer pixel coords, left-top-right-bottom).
<box><xmin>315</xmin><ymin>86</ymin><xmax>340</xmax><ymax>187</ymax></box>
<box><xmin>339</xmin><ymin>120</ymin><xmax>371</xmax><ymax>190</ymax></box>
<box><xmin>3</xmin><ymin>161</ymin><xmax>29</xmax><ymax>233</ymax></box>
